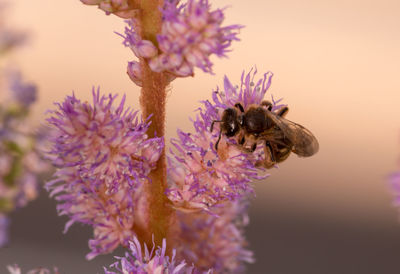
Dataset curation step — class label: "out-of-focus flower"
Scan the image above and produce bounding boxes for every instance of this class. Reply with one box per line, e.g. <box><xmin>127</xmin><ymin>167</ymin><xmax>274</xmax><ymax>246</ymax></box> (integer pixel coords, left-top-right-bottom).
<box><xmin>120</xmin><ymin>0</ymin><xmax>242</xmax><ymax>78</ymax></box>
<box><xmin>7</xmin><ymin>264</ymin><xmax>59</xmax><ymax>274</ymax></box>
<box><xmin>0</xmin><ymin>111</ymin><xmax>49</xmax><ymax>211</ymax></box>
<box><xmin>8</xmin><ymin>71</ymin><xmax>37</xmax><ymax>107</ymax></box>
<box><xmin>104</xmin><ymin>236</ymin><xmax>211</xmax><ymax>274</ymax></box>
<box><xmin>0</xmin><ymin>71</ymin><xmax>50</xmax><ymax>247</ymax></box>
<box><xmin>80</xmin><ymin>0</ymin><xmax>139</xmax><ymax>18</ymax></box>
<box><xmin>46</xmin><ymin>88</ymin><xmax>164</xmax><ymax>259</ymax></box>
<box><xmin>0</xmin><ymin>2</ymin><xmax>50</xmax><ymax>247</ymax></box>
<box><xmin>0</xmin><ymin>213</ymin><xmax>9</xmax><ymax>247</ymax></box>
<box><xmin>174</xmin><ymin>200</ymin><xmax>253</xmax><ymax>273</ymax></box>
<box><xmin>167</xmin><ymin>69</ymin><xmax>280</xmax><ymax>211</ymax></box>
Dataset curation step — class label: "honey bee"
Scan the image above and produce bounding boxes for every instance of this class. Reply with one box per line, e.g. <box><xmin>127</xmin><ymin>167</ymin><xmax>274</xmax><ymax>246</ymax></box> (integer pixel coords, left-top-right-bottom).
<box><xmin>210</xmin><ymin>101</ymin><xmax>319</xmax><ymax>168</ymax></box>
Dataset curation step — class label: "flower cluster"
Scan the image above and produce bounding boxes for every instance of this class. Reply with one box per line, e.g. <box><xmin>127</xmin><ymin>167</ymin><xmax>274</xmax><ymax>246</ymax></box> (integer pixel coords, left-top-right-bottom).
<box><xmin>80</xmin><ymin>0</ymin><xmax>139</xmax><ymax>18</ymax></box>
<box><xmin>44</xmin><ymin>70</ymin><xmax>277</xmax><ymax>270</ymax></box>
<box><xmin>0</xmin><ymin>71</ymin><xmax>50</xmax><ymax>247</ymax></box>
<box><xmin>45</xmin><ymin>89</ymin><xmax>164</xmax><ymax>259</ymax></box>
<box><xmin>104</xmin><ymin>236</ymin><xmax>211</xmax><ymax>274</ymax></box>
<box><xmin>174</xmin><ymin>200</ymin><xmax>253</xmax><ymax>273</ymax></box>
<box><xmin>121</xmin><ymin>0</ymin><xmax>242</xmax><ymax>82</ymax></box>
<box><xmin>167</xmin><ymin>69</ymin><xmax>283</xmax><ymax>211</ymax></box>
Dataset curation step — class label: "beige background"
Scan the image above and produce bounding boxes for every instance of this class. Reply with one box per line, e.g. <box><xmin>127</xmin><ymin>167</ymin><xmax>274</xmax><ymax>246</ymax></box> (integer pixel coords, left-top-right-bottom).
<box><xmin>1</xmin><ymin>0</ymin><xmax>400</xmax><ymax>273</ymax></box>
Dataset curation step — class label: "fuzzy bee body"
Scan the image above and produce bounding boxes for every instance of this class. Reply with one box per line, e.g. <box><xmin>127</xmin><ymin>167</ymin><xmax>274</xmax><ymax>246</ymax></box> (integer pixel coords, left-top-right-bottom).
<box><xmin>210</xmin><ymin>101</ymin><xmax>319</xmax><ymax>168</ymax></box>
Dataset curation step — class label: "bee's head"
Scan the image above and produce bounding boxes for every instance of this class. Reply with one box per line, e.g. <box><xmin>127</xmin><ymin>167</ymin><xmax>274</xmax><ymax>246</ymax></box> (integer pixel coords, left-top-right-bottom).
<box><xmin>221</xmin><ymin>108</ymin><xmax>240</xmax><ymax>137</ymax></box>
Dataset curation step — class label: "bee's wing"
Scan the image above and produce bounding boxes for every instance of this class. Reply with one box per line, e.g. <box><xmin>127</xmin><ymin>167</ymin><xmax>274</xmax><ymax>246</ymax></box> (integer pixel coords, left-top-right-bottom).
<box><xmin>264</xmin><ymin>111</ymin><xmax>319</xmax><ymax>157</ymax></box>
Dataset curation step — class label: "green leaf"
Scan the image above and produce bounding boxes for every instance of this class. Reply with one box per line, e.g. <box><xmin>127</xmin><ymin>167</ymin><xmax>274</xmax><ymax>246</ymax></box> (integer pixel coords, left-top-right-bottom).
<box><xmin>3</xmin><ymin>157</ymin><xmax>22</xmax><ymax>187</ymax></box>
<box><xmin>3</xmin><ymin>140</ymin><xmax>24</xmax><ymax>155</ymax></box>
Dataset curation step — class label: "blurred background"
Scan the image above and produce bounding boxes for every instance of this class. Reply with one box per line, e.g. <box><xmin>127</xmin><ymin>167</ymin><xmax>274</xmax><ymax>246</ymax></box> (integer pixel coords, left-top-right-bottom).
<box><xmin>1</xmin><ymin>0</ymin><xmax>400</xmax><ymax>273</ymax></box>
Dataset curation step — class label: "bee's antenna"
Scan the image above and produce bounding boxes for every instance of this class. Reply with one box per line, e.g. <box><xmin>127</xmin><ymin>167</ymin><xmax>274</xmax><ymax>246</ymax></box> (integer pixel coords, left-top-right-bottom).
<box><xmin>277</xmin><ymin>106</ymin><xmax>289</xmax><ymax>117</ymax></box>
<box><xmin>215</xmin><ymin>130</ymin><xmax>222</xmax><ymax>151</ymax></box>
<box><xmin>234</xmin><ymin>103</ymin><xmax>244</xmax><ymax>113</ymax></box>
<box><xmin>210</xmin><ymin>120</ymin><xmax>222</xmax><ymax>132</ymax></box>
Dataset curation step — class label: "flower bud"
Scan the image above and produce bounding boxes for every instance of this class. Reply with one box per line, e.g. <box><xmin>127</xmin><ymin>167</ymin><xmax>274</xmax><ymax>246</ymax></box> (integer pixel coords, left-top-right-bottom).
<box><xmin>136</xmin><ymin>40</ymin><xmax>158</xmax><ymax>58</ymax></box>
<box><xmin>81</xmin><ymin>0</ymin><xmax>138</xmax><ymax>19</ymax></box>
<box><xmin>127</xmin><ymin>61</ymin><xmax>142</xmax><ymax>87</ymax></box>
<box><xmin>148</xmin><ymin>57</ymin><xmax>164</xmax><ymax>73</ymax></box>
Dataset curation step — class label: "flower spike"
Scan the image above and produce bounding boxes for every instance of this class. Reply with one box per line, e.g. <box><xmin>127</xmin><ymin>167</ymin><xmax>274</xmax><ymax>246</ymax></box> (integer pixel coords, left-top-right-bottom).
<box><xmin>46</xmin><ymin>88</ymin><xmax>164</xmax><ymax>258</ymax></box>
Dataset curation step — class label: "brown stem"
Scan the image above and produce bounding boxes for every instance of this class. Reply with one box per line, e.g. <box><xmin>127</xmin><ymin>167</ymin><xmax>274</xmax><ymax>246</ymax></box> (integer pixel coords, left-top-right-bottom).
<box><xmin>136</xmin><ymin>0</ymin><xmax>174</xmax><ymax>251</ymax></box>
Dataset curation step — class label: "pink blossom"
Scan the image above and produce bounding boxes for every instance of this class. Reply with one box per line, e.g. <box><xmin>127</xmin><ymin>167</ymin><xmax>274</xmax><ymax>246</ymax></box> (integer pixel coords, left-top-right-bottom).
<box><xmin>104</xmin><ymin>236</ymin><xmax>211</xmax><ymax>274</ymax></box>
<box><xmin>120</xmin><ymin>0</ymin><xmax>242</xmax><ymax>78</ymax></box>
<box><xmin>46</xmin><ymin>89</ymin><xmax>164</xmax><ymax>258</ymax></box>
<box><xmin>167</xmin><ymin>70</ymin><xmax>277</xmax><ymax>211</ymax></box>
<box><xmin>174</xmin><ymin>200</ymin><xmax>253</xmax><ymax>273</ymax></box>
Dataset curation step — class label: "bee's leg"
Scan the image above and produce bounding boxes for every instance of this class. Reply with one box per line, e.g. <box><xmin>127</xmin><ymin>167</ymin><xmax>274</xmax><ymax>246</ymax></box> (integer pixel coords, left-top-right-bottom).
<box><xmin>257</xmin><ymin>143</ymin><xmax>274</xmax><ymax>169</ymax></box>
<box><xmin>261</xmin><ymin>100</ymin><xmax>273</xmax><ymax>111</ymax></box>
<box><xmin>210</xmin><ymin>120</ymin><xmax>222</xmax><ymax>132</ymax></box>
<box><xmin>234</xmin><ymin>103</ymin><xmax>244</xmax><ymax>113</ymax></box>
<box><xmin>238</xmin><ymin>133</ymin><xmax>246</xmax><ymax>145</ymax></box>
<box><xmin>276</xmin><ymin>146</ymin><xmax>291</xmax><ymax>163</ymax></box>
<box><xmin>265</xmin><ymin>141</ymin><xmax>276</xmax><ymax>162</ymax></box>
<box><xmin>277</xmin><ymin>106</ymin><xmax>289</xmax><ymax>118</ymax></box>
<box><xmin>215</xmin><ymin>130</ymin><xmax>222</xmax><ymax>150</ymax></box>
<box><xmin>250</xmin><ymin>142</ymin><xmax>257</xmax><ymax>152</ymax></box>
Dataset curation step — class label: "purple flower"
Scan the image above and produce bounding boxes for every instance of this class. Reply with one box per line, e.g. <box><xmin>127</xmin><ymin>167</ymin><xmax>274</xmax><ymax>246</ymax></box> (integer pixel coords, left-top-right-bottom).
<box><xmin>120</xmin><ymin>0</ymin><xmax>242</xmax><ymax>79</ymax></box>
<box><xmin>0</xmin><ymin>95</ymin><xmax>50</xmax><ymax>224</ymax></box>
<box><xmin>167</xmin><ymin>69</ymin><xmax>281</xmax><ymax>211</ymax></box>
<box><xmin>45</xmin><ymin>88</ymin><xmax>164</xmax><ymax>259</ymax></box>
<box><xmin>0</xmin><ymin>22</ymin><xmax>50</xmax><ymax>244</ymax></box>
<box><xmin>152</xmin><ymin>0</ymin><xmax>242</xmax><ymax>76</ymax></box>
<box><xmin>0</xmin><ymin>214</ymin><xmax>9</xmax><ymax>247</ymax></box>
<box><xmin>174</xmin><ymin>200</ymin><xmax>254</xmax><ymax>273</ymax></box>
<box><xmin>8</xmin><ymin>71</ymin><xmax>37</xmax><ymax>107</ymax></box>
<box><xmin>104</xmin><ymin>236</ymin><xmax>211</xmax><ymax>274</ymax></box>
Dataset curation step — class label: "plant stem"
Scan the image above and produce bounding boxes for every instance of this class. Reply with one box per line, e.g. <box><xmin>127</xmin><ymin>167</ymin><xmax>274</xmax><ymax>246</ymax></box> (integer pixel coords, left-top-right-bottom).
<box><xmin>137</xmin><ymin>0</ymin><xmax>174</xmax><ymax>250</ymax></box>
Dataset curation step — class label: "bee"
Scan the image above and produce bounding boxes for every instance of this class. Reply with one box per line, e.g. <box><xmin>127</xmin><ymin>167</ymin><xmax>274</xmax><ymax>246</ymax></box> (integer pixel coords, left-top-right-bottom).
<box><xmin>210</xmin><ymin>101</ymin><xmax>319</xmax><ymax>168</ymax></box>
